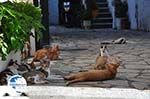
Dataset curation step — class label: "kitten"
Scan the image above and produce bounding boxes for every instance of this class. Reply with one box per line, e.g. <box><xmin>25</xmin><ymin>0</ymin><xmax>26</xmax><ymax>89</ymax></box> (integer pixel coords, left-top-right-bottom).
<box><xmin>23</xmin><ymin>68</ymin><xmax>48</xmax><ymax>84</ymax></box>
<box><xmin>0</xmin><ymin>69</ymin><xmax>13</xmax><ymax>85</ymax></box>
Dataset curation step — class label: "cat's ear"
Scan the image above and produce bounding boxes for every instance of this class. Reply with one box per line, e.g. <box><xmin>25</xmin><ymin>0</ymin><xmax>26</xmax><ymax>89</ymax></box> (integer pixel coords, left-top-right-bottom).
<box><xmin>53</xmin><ymin>45</ymin><xmax>59</xmax><ymax>49</ymax></box>
<box><xmin>56</xmin><ymin>45</ymin><xmax>59</xmax><ymax>49</ymax></box>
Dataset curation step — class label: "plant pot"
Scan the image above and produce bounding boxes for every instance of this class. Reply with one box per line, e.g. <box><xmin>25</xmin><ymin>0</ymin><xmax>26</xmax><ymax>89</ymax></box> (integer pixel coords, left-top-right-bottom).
<box><xmin>92</xmin><ymin>9</ymin><xmax>99</xmax><ymax>19</ymax></box>
<box><xmin>0</xmin><ymin>51</ymin><xmax>21</xmax><ymax>72</ymax></box>
<box><xmin>83</xmin><ymin>20</ymin><xmax>91</xmax><ymax>29</ymax></box>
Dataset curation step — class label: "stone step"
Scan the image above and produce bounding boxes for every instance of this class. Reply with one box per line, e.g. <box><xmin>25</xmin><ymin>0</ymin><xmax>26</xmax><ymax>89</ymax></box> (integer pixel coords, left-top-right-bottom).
<box><xmin>92</xmin><ymin>0</ymin><xmax>112</xmax><ymax>29</ymax></box>
<box><xmin>93</xmin><ymin>17</ymin><xmax>112</xmax><ymax>23</ymax></box>
<box><xmin>97</xmin><ymin>13</ymin><xmax>112</xmax><ymax>17</ymax></box>
<box><xmin>96</xmin><ymin>0</ymin><xmax>107</xmax><ymax>3</ymax></box>
<box><xmin>96</xmin><ymin>2</ymin><xmax>108</xmax><ymax>7</ymax></box>
<box><xmin>98</xmin><ymin>7</ymin><xmax>110</xmax><ymax>13</ymax></box>
<box><xmin>91</xmin><ymin>23</ymin><xmax>112</xmax><ymax>29</ymax></box>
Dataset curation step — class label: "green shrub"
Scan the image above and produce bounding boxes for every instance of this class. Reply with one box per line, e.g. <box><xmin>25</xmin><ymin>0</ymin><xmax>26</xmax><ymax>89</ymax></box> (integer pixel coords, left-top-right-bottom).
<box><xmin>0</xmin><ymin>1</ymin><xmax>44</xmax><ymax>60</ymax></box>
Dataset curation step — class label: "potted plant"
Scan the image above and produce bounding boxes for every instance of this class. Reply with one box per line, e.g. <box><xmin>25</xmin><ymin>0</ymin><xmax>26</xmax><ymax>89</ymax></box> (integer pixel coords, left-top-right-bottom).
<box><xmin>115</xmin><ymin>0</ymin><xmax>128</xmax><ymax>29</ymax></box>
<box><xmin>91</xmin><ymin>0</ymin><xmax>99</xmax><ymax>19</ymax></box>
<box><xmin>82</xmin><ymin>10</ymin><xmax>92</xmax><ymax>29</ymax></box>
<box><xmin>81</xmin><ymin>0</ymin><xmax>98</xmax><ymax>29</ymax></box>
<box><xmin>0</xmin><ymin>1</ymin><xmax>44</xmax><ymax>71</ymax></box>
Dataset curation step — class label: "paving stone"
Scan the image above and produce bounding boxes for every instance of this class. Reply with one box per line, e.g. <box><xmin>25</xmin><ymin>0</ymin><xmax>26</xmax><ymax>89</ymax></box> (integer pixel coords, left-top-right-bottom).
<box><xmin>140</xmin><ymin>54</ymin><xmax>150</xmax><ymax>58</ymax></box>
<box><xmin>48</xmin><ymin>83</ymin><xmax>66</xmax><ymax>86</ymax></box>
<box><xmin>70</xmin><ymin>84</ymin><xmax>95</xmax><ymax>87</ymax></box>
<box><xmin>46</xmin><ymin>28</ymin><xmax>150</xmax><ymax>90</ymax></box>
<box><xmin>71</xmin><ymin>81</ymin><xmax>99</xmax><ymax>85</ymax></box>
<box><xmin>142</xmin><ymin>70</ymin><xmax>150</xmax><ymax>73</ymax></box>
<box><xmin>144</xmin><ymin>59</ymin><xmax>150</xmax><ymax>64</ymax></box>
<box><xmin>48</xmin><ymin>75</ymin><xmax>64</xmax><ymax>80</ymax></box>
<box><xmin>141</xmin><ymin>74</ymin><xmax>150</xmax><ymax>76</ymax></box>
<box><xmin>121</xmin><ymin>54</ymin><xmax>143</xmax><ymax>59</ymax></box>
<box><xmin>123</xmin><ymin>59</ymin><xmax>144</xmax><ymax>62</ymax></box>
<box><xmin>68</xmin><ymin>82</ymin><xmax>112</xmax><ymax>88</ymax></box>
<box><xmin>118</xmin><ymin>69</ymin><xmax>140</xmax><ymax>73</ymax></box>
<box><xmin>137</xmin><ymin>75</ymin><xmax>150</xmax><ymax>80</ymax></box>
<box><xmin>131</xmin><ymin>82</ymin><xmax>149</xmax><ymax>90</ymax></box>
<box><xmin>50</xmin><ymin>69</ymin><xmax>65</xmax><ymax>75</ymax></box>
<box><xmin>124</xmin><ymin>61</ymin><xmax>147</xmax><ymax>65</ymax></box>
<box><xmin>129</xmin><ymin>78</ymin><xmax>150</xmax><ymax>83</ymax></box>
<box><xmin>73</xmin><ymin>60</ymin><xmax>95</xmax><ymax>64</ymax></box>
<box><xmin>130</xmin><ymin>51</ymin><xmax>143</xmax><ymax>56</ymax></box>
<box><xmin>116</xmin><ymin>73</ymin><xmax>139</xmax><ymax>79</ymax></box>
<box><xmin>93</xmin><ymin>83</ymin><xmax>112</xmax><ymax>88</ymax></box>
<box><xmin>124</xmin><ymin>64</ymin><xmax>150</xmax><ymax>69</ymax></box>
<box><xmin>60</xmin><ymin>67</ymin><xmax>81</xmax><ymax>73</ymax></box>
<box><xmin>102</xmin><ymin>80</ymin><xmax>129</xmax><ymax>87</ymax></box>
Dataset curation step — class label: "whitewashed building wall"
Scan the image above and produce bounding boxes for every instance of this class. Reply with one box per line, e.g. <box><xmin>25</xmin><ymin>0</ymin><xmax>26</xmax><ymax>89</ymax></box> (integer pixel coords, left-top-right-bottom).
<box><xmin>49</xmin><ymin>0</ymin><xmax>59</xmax><ymax>25</ymax></box>
<box><xmin>137</xmin><ymin>0</ymin><xmax>150</xmax><ymax>31</ymax></box>
<box><xmin>108</xmin><ymin>0</ymin><xmax>150</xmax><ymax>31</ymax></box>
<box><xmin>127</xmin><ymin>0</ymin><xmax>137</xmax><ymax>30</ymax></box>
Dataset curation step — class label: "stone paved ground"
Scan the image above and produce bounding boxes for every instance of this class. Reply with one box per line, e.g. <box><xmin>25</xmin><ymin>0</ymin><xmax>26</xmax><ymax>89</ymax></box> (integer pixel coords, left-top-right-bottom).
<box><xmin>45</xmin><ymin>26</ymin><xmax>150</xmax><ymax>90</ymax></box>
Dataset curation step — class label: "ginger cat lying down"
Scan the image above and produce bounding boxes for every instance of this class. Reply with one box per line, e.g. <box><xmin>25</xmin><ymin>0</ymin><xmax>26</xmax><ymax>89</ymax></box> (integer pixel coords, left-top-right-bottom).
<box><xmin>64</xmin><ymin>46</ymin><xmax>121</xmax><ymax>86</ymax></box>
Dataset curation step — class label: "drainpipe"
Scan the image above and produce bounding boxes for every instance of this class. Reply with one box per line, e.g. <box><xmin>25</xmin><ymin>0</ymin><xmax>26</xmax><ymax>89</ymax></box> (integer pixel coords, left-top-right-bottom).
<box><xmin>127</xmin><ymin>0</ymin><xmax>137</xmax><ymax>30</ymax></box>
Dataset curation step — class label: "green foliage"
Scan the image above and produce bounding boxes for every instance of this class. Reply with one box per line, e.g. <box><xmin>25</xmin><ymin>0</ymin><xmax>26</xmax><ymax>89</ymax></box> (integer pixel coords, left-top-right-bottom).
<box><xmin>81</xmin><ymin>0</ymin><xmax>98</xmax><ymax>20</ymax></box>
<box><xmin>82</xmin><ymin>10</ymin><xmax>92</xmax><ymax>20</ymax></box>
<box><xmin>0</xmin><ymin>1</ymin><xmax>44</xmax><ymax>60</ymax></box>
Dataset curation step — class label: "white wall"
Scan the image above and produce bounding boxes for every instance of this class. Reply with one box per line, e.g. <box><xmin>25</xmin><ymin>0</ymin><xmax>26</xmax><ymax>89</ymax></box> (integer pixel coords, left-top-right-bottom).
<box><xmin>127</xmin><ymin>0</ymin><xmax>137</xmax><ymax>30</ymax></box>
<box><xmin>49</xmin><ymin>0</ymin><xmax>59</xmax><ymax>25</ymax></box>
<box><xmin>107</xmin><ymin>0</ymin><xmax>138</xmax><ymax>29</ymax></box>
<box><xmin>137</xmin><ymin>0</ymin><xmax>150</xmax><ymax>31</ymax></box>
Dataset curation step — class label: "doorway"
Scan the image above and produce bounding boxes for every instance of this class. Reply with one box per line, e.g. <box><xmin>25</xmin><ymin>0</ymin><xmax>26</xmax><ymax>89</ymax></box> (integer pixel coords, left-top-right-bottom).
<box><xmin>58</xmin><ymin>0</ymin><xmax>82</xmax><ymax>28</ymax></box>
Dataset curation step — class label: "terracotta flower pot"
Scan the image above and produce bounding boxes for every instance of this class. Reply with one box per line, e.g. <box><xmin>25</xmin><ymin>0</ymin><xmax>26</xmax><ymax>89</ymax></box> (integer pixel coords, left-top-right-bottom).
<box><xmin>83</xmin><ymin>20</ymin><xmax>91</xmax><ymax>29</ymax></box>
<box><xmin>92</xmin><ymin>9</ymin><xmax>99</xmax><ymax>19</ymax></box>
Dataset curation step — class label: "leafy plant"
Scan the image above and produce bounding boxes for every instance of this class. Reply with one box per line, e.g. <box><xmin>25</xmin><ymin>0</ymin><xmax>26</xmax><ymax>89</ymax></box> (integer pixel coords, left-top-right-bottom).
<box><xmin>82</xmin><ymin>10</ymin><xmax>92</xmax><ymax>20</ymax></box>
<box><xmin>0</xmin><ymin>33</ymin><xmax>8</xmax><ymax>60</ymax></box>
<box><xmin>81</xmin><ymin>0</ymin><xmax>98</xmax><ymax>20</ymax></box>
<box><xmin>0</xmin><ymin>1</ymin><xmax>44</xmax><ymax>60</ymax></box>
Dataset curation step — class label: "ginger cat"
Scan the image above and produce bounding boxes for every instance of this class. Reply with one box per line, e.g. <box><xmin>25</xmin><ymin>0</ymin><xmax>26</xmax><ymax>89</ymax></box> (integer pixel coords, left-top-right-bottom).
<box><xmin>30</xmin><ymin>45</ymin><xmax>60</xmax><ymax>69</ymax></box>
<box><xmin>30</xmin><ymin>47</ymin><xmax>50</xmax><ymax>69</ymax></box>
<box><xmin>48</xmin><ymin>45</ymin><xmax>60</xmax><ymax>60</ymax></box>
<box><xmin>64</xmin><ymin>54</ymin><xmax>121</xmax><ymax>86</ymax></box>
<box><xmin>94</xmin><ymin>45</ymin><xmax>108</xmax><ymax>70</ymax></box>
